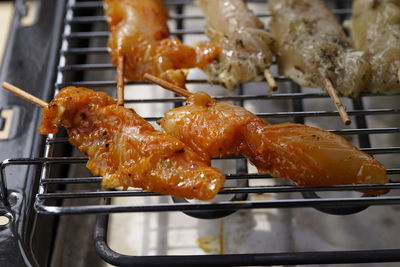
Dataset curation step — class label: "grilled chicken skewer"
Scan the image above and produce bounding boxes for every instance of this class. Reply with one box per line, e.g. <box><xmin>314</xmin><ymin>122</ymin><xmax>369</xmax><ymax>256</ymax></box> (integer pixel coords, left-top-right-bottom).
<box><xmin>104</xmin><ymin>0</ymin><xmax>220</xmax><ymax>88</ymax></box>
<box><xmin>348</xmin><ymin>0</ymin><xmax>400</xmax><ymax>94</ymax></box>
<box><xmin>196</xmin><ymin>0</ymin><xmax>276</xmax><ymax>91</ymax></box>
<box><xmin>268</xmin><ymin>0</ymin><xmax>358</xmax><ymax>125</ymax></box>
<box><xmin>145</xmin><ymin>74</ymin><xmax>388</xmax><ymax>195</ymax></box>
<box><xmin>2</xmin><ymin>83</ymin><xmax>225</xmax><ymax>200</ymax></box>
<box><xmin>268</xmin><ymin>0</ymin><xmax>371</xmax><ymax>97</ymax></box>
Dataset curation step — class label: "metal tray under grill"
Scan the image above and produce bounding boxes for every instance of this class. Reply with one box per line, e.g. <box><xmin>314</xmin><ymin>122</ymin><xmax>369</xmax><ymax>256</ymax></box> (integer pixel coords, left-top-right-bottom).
<box><xmin>1</xmin><ymin>0</ymin><xmax>400</xmax><ymax>266</ymax></box>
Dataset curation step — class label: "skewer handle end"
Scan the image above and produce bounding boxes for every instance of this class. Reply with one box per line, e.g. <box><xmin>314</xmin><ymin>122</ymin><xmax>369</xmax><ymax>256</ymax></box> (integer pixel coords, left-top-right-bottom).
<box><xmin>264</xmin><ymin>69</ymin><xmax>278</xmax><ymax>91</ymax></box>
<box><xmin>2</xmin><ymin>82</ymin><xmax>48</xmax><ymax>108</ymax></box>
<box><xmin>322</xmin><ymin>78</ymin><xmax>351</xmax><ymax>126</ymax></box>
<box><xmin>144</xmin><ymin>73</ymin><xmax>193</xmax><ymax>98</ymax></box>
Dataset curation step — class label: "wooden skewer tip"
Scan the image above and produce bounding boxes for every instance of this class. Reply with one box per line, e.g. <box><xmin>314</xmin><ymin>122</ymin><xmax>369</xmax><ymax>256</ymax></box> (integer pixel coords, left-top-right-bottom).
<box><xmin>2</xmin><ymin>82</ymin><xmax>48</xmax><ymax>108</ymax></box>
<box><xmin>117</xmin><ymin>54</ymin><xmax>125</xmax><ymax>106</ymax></box>
<box><xmin>322</xmin><ymin>78</ymin><xmax>351</xmax><ymax>126</ymax></box>
<box><xmin>144</xmin><ymin>73</ymin><xmax>192</xmax><ymax>98</ymax></box>
<box><xmin>264</xmin><ymin>69</ymin><xmax>278</xmax><ymax>91</ymax></box>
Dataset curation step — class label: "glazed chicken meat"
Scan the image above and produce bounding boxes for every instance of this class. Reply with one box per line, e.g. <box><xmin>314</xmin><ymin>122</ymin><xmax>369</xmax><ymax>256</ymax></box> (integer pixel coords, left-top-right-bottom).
<box><xmin>159</xmin><ymin>91</ymin><xmax>388</xmax><ymax>194</ymax></box>
<box><xmin>104</xmin><ymin>0</ymin><xmax>220</xmax><ymax>87</ymax></box>
<box><xmin>196</xmin><ymin>0</ymin><xmax>274</xmax><ymax>90</ymax></box>
<box><xmin>268</xmin><ymin>0</ymin><xmax>371</xmax><ymax>97</ymax></box>
<box><xmin>39</xmin><ymin>87</ymin><xmax>225</xmax><ymax>200</ymax></box>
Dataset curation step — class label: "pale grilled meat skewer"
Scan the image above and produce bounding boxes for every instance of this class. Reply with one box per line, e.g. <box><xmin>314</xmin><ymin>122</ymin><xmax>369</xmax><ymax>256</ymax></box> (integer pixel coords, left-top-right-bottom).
<box><xmin>197</xmin><ymin>0</ymin><xmax>275</xmax><ymax>90</ymax></box>
<box><xmin>348</xmin><ymin>0</ymin><xmax>400</xmax><ymax>94</ymax></box>
<box><xmin>268</xmin><ymin>0</ymin><xmax>371</xmax><ymax>97</ymax></box>
<box><xmin>143</xmin><ymin>74</ymin><xmax>388</xmax><ymax>195</ymax></box>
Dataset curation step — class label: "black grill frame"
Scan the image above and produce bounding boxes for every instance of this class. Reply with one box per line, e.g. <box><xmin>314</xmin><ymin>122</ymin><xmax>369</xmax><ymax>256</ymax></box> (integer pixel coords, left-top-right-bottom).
<box><xmin>0</xmin><ymin>0</ymin><xmax>400</xmax><ymax>265</ymax></box>
<box><xmin>94</xmin><ymin>209</ymin><xmax>400</xmax><ymax>266</ymax></box>
<box><xmin>6</xmin><ymin>0</ymin><xmax>399</xmax><ymax>216</ymax></box>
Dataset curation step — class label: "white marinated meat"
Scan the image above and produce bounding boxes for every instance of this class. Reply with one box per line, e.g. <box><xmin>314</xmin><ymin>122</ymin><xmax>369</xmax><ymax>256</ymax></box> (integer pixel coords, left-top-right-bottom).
<box><xmin>349</xmin><ymin>0</ymin><xmax>400</xmax><ymax>94</ymax></box>
<box><xmin>197</xmin><ymin>0</ymin><xmax>274</xmax><ymax>90</ymax></box>
<box><xmin>268</xmin><ymin>0</ymin><xmax>371</xmax><ymax>97</ymax></box>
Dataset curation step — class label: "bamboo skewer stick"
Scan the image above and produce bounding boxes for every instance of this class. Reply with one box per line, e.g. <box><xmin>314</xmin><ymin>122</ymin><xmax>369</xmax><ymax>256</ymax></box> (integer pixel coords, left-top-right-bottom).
<box><xmin>264</xmin><ymin>69</ymin><xmax>278</xmax><ymax>91</ymax></box>
<box><xmin>117</xmin><ymin>54</ymin><xmax>125</xmax><ymax>106</ymax></box>
<box><xmin>144</xmin><ymin>73</ymin><xmax>192</xmax><ymax>98</ymax></box>
<box><xmin>2</xmin><ymin>82</ymin><xmax>48</xmax><ymax>108</ymax></box>
<box><xmin>322</xmin><ymin>78</ymin><xmax>351</xmax><ymax>126</ymax></box>
<box><xmin>146</xmin><ymin>73</ymin><xmax>351</xmax><ymax>126</ymax></box>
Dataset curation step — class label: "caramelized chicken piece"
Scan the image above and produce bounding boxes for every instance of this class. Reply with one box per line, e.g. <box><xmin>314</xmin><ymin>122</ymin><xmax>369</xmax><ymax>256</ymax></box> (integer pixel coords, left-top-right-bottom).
<box><xmin>104</xmin><ymin>0</ymin><xmax>220</xmax><ymax>87</ymax></box>
<box><xmin>348</xmin><ymin>0</ymin><xmax>400</xmax><ymax>93</ymax></box>
<box><xmin>39</xmin><ymin>87</ymin><xmax>225</xmax><ymax>200</ymax></box>
<box><xmin>196</xmin><ymin>0</ymin><xmax>274</xmax><ymax>90</ymax></box>
<box><xmin>159</xmin><ymin>92</ymin><xmax>388</xmax><ymax>194</ymax></box>
<box><xmin>268</xmin><ymin>0</ymin><xmax>371</xmax><ymax>97</ymax></box>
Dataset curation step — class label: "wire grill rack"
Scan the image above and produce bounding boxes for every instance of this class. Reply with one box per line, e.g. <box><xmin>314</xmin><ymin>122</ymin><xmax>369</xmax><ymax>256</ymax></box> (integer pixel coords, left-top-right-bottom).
<box><xmin>0</xmin><ymin>0</ymin><xmax>399</xmax><ymax>215</ymax></box>
<box><xmin>1</xmin><ymin>0</ymin><xmax>400</xmax><ymax>265</ymax></box>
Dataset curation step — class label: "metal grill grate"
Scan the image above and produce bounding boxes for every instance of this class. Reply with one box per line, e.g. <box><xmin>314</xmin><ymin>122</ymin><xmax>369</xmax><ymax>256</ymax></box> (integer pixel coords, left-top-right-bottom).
<box><xmin>1</xmin><ymin>0</ymin><xmax>400</xmax><ymax>265</ymax></box>
<box><xmin>0</xmin><ymin>0</ymin><xmax>399</xmax><ymax>214</ymax></box>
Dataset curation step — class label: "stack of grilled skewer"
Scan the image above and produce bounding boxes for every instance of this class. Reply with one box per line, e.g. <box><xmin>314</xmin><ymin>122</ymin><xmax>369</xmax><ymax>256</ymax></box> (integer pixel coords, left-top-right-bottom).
<box><xmin>2</xmin><ymin>0</ymin><xmax>398</xmax><ymax>200</ymax></box>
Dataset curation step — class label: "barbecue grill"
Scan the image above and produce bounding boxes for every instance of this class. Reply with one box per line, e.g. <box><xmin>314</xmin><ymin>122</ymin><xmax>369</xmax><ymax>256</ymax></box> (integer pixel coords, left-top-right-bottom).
<box><xmin>0</xmin><ymin>0</ymin><xmax>400</xmax><ymax>266</ymax></box>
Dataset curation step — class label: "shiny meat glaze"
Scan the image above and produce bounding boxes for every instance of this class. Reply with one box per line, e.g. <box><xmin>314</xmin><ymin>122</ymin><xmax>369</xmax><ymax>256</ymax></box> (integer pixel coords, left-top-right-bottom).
<box><xmin>196</xmin><ymin>0</ymin><xmax>274</xmax><ymax>90</ymax></box>
<box><xmin>159</xmin><ymin>92</ymin><xmax>388</xmax><ymax>195</ymax></box>
<box><xmin>349</xmin><ymin>0</ymin><xmax>400</xmax><ymax>93</ymax></box>
<box><xmin>268</xmin><ymin>0</ymin><xmax>371</xmax><ymax>97</ymax></box>
<box><xmin>160</xmin><ymin>91</ymin><xmax>264</xmax><ymax>162</ymax></box>
<box><xmin>39</xmin><ymin>87</ymin><xmax>225</xmax><ymax>200</ymax></box>
<box><xmin>104</xmin><ymin>0</ymin><xmax>220</xmax><ymax>87</ymax></box>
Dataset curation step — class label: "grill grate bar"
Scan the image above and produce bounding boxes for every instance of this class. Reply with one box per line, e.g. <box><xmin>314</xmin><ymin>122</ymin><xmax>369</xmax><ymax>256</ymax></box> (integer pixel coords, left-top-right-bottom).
<box><xmin>63</xmin><ymin>29</ymin><xmax>205</xmax><ymax>39</ymax></box>
<box><xmin>67</xmin><ymin>1</ymin><xmax>352</xmax><ymax>14</ymax></box>
<box><xmin>38</xmin><ymin>190</ymin><xmax>160</xmax><ymax>199</ymax></box>
<box><xmin>67</xmin><ymin>0</ymin><xmax>208</xmax><ymax>9</ymax></box>
<box><xmin>37</xmin><ymin>183</ymin><xmax>400</xmax><ymax>200</ymax></box>
<box><xmin>361</xmin><ymin>147</ymin><xmax>400</xmax><ymax>154</ymax></box>
<box><xmin>63</xmin><ymin>31</ymin><xmax>108</xmax><ymax>38</ymax></box>
<box><xmin>54</xmin><ymin>77</ymin><xmax>293</xmax><ymax>87</ymax></box>
<box><xmin>66</xmin><ymin>15</ymin><xmax>106</xmax><ymax>23</ymax></box>
<box><xmin>61</xmin><ymin>47</ymin><xmax>108</xmax><ymax>54</ymax></box>
<box><xmin>65</xmin><ymin>7</ymin><xmax>353</xmax><ymax>24</ymax></box>
<box><xmin>59</xmin><ymin>63</ymin><xmax>114</xmax><ymax>71</ymax></box>
<box><xmin>133</xmin><ymin>110</ymin><xmax>400</xmax><ymax>121</ymax></box>
<box><xmin>118</xmin><ymin>95</ymin><xmax>399</xmax><ymax>103</ymax></box>
<box><xmin>38</xmin><ymin>168</ymin><xmax>400</xmax><ymax>185</ymax></box>
<box><xmin>39</xmin><ymin>173</ymin><xmax>282</xmax><ymax>185</ymax></box>
<box><xmin>35</xmin><ymin>196</ymin><xmax>400</xmax><ymax>215</ymax></box>
<box><xmin>45</xmin><ymin>127</ymin><xmax>400</xmax><ymax>145</ymax></box>
<box><xmin>41</xmin><ymin>177</ymin><xmax>103</xmax><ymax>184</ymax></box>
<box><xmin>67</xmin><ymin>1</ymin><xmax>104</xmax><ymax>9</ymax></box>
<box><xmin>34</xmin><ymin>146</ymin><xmax>400</xmax><ymax>158</ymax></box>
<box><xmin>66</xmin><ymin>14</ymin><xmax>269</xmax><ymax>24</ymax></box>
<box><xmin>67</xmin><ymin>0</ymin><xmax>206</xmax><ymax>9</ymax></box>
